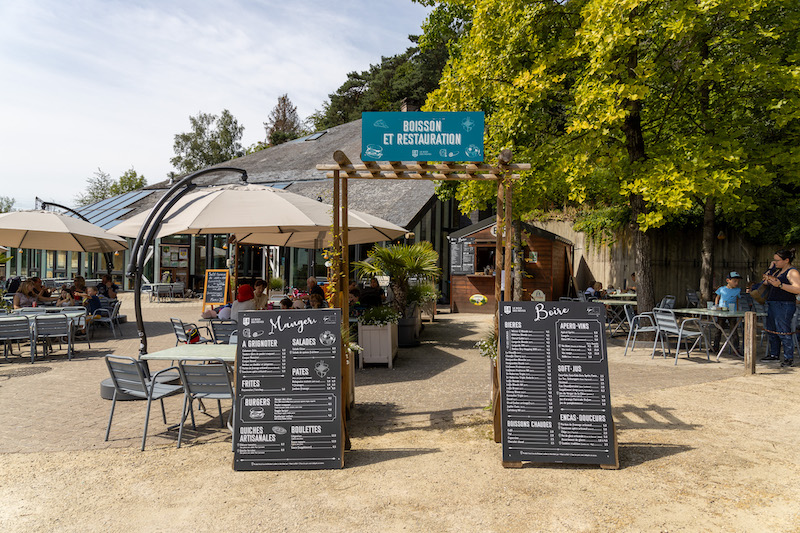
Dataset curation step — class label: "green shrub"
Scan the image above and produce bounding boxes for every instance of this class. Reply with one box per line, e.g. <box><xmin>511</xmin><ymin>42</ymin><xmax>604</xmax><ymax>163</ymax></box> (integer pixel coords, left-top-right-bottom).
<box><xmin>358</xmin><ymin>305</ymin><xmax>401</xmax><ymax>326</ymax></box>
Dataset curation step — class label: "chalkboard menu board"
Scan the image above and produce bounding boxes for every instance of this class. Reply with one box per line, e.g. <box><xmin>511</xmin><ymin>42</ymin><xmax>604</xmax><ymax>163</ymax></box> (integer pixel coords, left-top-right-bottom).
<box><xmin>233</xmin><ymin>309</ymin><xmax>343</xmax><ymax>471</ymax></box>
<box><xmin>450</xmin><ymin>237</ymin><xmax>475</xmax><ymax>275</ymax></box>
<box><xmin>203</xmin><ymin>269</ymin><xmax>229</xmax><ymax>309</ymax></box>
<box><xmin>499</xmin><ymin>301</ymin><xmax>617</xmax><ymax>466</ymax></box>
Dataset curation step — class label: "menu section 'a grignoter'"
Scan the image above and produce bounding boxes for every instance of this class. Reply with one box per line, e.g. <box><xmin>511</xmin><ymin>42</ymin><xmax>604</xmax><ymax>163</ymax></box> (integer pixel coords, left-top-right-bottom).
<box><xmin>233</xmin><ymin>309</ymin><xmax>342</xmax><ymax>470</ymax></box>
<box><xmin>500</xmin><ymin>301</ymin><xmax>616</xmax><ymax>466</ymax></box>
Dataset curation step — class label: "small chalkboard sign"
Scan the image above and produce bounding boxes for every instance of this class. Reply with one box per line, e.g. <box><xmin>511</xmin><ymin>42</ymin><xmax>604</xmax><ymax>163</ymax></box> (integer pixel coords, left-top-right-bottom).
<box><xmin>233</xmin><ymin>309</ymin><xmax>343</xmax><ymax>471</ymax></box>
<box><xmin>450</xmin><ymin>237</ymin><xmax>475</xmax><ymax>275</ymax></box>
<box><xmin>499</xmin><ymin>301</ymin><xmax>618</xmax><ymax>467</ymax></box>
<box><xmin>203</xmin><ymin>269</ymin><xmax>229</xmax><ymax>310</ymax></box>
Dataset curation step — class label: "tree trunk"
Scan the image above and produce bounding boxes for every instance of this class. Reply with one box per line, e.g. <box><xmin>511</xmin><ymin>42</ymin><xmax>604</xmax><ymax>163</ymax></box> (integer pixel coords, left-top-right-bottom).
<box><xmin>513</xmin><ymin>219</ymin><xmax>524</xmax><ymax>301</ymax></box>
<box><xmin>621</xmin><ymin>44</ymin><xmax>654</xmax><ymax>313</ymax></box>
<box><xmin>699</xmin><ymin>198</ymin><xmax>715</xmax><ymax>303</ymax></box>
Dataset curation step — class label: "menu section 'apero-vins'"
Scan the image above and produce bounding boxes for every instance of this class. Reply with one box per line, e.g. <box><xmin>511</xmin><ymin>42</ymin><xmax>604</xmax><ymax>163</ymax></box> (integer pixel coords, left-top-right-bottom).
<box><xmin>500</xmin><ymin>301</ymin><xmax>616</xmax><ymax>466</ymax></box>
<box><xmin>233</xmin><ymin>309</ymin><xmax>343</xmax><ymax>470</ymax></box>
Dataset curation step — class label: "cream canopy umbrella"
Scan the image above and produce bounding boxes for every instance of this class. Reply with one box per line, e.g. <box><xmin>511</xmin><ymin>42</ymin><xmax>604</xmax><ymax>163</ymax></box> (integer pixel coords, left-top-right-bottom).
<box><xmin>0</xmin><ymin>210</ymin><xmax>128</xmax><ymax>253</ymax></box>
<box><xmin>112</xmin><ymin>183</ymin><xmax>407</xmax><ymax>245</ymax></box>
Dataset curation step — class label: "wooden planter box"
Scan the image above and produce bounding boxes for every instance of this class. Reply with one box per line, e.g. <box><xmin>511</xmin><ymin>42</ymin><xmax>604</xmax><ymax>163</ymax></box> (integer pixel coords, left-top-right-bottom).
<box><xmin>358</xmin><ymin>322</ymin><xmax>398</xmax><ymax>369</ymax></box>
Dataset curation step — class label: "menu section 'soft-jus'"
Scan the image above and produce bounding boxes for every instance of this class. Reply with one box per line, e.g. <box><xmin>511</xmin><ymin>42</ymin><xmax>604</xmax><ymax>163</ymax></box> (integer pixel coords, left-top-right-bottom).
<box><xmin>500</xmin><ymin>301</ymin><xmax>616</xmax><ymax>466</ymax></box>
<box><xmin>233</xmin><ymin>309</ymin><xmax>343</xmax><ymax>470</ymax></box>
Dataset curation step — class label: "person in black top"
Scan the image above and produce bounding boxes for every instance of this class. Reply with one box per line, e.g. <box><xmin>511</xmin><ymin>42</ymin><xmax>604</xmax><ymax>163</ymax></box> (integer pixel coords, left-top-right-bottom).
<box><xmin>360</xmin><ymin>278</ymin><xmax>385</xmax><ymax>308</ymax></box>
<box><xmin>761</xmin><ymin>248</ymin><xmax>800</xmax><ymax>366</ymax></box>
<box><xmin>97</xmin><ymin>274</ymin><xmax>118</xmax><ymax>299</ymax></box>
<box><xmin>307</xmin><ymin>277</ymin><xmax>324</xmax><ymax>297</ymax></box>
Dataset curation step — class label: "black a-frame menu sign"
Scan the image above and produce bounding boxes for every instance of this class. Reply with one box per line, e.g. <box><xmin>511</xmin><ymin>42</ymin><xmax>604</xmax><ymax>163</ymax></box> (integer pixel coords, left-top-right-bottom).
<box><xmin>499</xmin><ymin>301</ymin><xmax>618</xmax><ymax>468</ymax></box>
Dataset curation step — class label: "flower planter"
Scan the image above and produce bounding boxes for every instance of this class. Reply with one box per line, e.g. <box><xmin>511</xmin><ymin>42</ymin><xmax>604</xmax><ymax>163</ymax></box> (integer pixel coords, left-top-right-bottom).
<box><xmin>358</xmin><ymin>322</ymin><xmax>398</xmax><ymax>369</ymax></box>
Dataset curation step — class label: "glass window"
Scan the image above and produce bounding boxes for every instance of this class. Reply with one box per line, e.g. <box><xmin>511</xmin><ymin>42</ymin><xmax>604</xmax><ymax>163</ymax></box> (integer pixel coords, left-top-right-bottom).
<box><xmin>212</xmin><ymin>235</ymin><xmax>228</xmax><ymax>269</ymax></box>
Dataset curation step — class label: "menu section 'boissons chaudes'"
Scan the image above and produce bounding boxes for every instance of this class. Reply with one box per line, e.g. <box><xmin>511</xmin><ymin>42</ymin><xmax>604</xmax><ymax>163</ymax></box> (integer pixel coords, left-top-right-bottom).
<box><xmin>233</xmin><ymin>309</ymin><xmax>343</xmax><ymax>470</ymax></box>
<box><xmin>500</xmin><ymin>302</ymin><xmax>615</xmax><ymax>465</ymax></box>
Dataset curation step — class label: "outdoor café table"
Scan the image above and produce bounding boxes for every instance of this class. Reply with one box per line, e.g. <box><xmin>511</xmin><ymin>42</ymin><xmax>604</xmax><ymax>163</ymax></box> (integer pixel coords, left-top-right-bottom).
<box><xmin>140</xmin><ymin>343</ymin><xmax>236</xmax><ymax>363</ymax></box>
<box><xmin>605</xmin><ymin>292</ymin><xmax>638</xmax><ymax>300</ymax></box>
<box><xmin>595</xmin><ymin>299</ymin><xmax>637</xmax><ymax>337</ymax></box>
<box><xmin>671</xmin><ymin>307</ymin><xmax>767</xmax><ymax>361</ymax></box>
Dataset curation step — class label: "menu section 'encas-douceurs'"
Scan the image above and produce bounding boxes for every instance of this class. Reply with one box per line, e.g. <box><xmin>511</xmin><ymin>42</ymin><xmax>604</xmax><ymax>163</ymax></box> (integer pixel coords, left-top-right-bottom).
<box><xmin>499</xmin><ymin>301</ymin><xmax>617</xmax><ymax>466</ymax></box>
<box><xmin>233</xmin><ymin>309</ymin><xmax>343</xmax><ymax>470</ymax></box>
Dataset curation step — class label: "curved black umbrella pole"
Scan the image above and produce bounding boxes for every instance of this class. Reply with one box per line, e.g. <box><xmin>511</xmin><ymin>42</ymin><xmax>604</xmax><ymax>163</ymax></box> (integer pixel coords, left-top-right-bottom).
<box><xmin>36</xmin><ymin>199</ymin><xmax>116</xmax><ymax>276</ymax></box>
<box><xmin>126</xmin><ymin>167</ymin><xmax>248</xmax><ymax>356</ymax></box>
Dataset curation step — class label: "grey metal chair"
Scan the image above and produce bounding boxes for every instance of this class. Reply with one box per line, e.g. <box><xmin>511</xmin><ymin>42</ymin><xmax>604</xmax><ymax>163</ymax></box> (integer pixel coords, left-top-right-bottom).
<box><xmin>32</xmin><ymin>313</ymin><xmax>72</xmax><ymax>363</ymax></box>
<box><xmin>658</xmin><ymin>295</ymin><xmax>677</xmax><ymax>309</ymax></box>
<box><xmin>0</xmin><ymin>316</ymin><xmax>32</xmax><ymax>361</ymax></box>
<box><xmin>686</xmin><ymin>289</ymin><xmax>700</xmax><ymax>308</ymax></box>
<box><xmin>176</xmin><ymin>359</ymin><xmax>234</xmax><ymax>449</ymax></box>
<box><xmin>210</xmin><ymin>319</ymin><xmax>238</xmax><ymax>344</ymax></box>
<box><xmin>623</xmin><ymin>305</ymin><xmax>658</xmax><ymax>356</ymax></box>
<box><xmin>104</xmin><ymin>355</ymin><xmax>183</xmax><ymax>451</ymax></box>
<box><xmin>170</xmin><ymin>318</ymin><xmax>210</xmax><ymax>345</ymax></box>
<box><xmin>89</xmin><ymin>300</ymin><xmax>122</xmax><ymax>339</ymax></box>
<box><xmin>651</xmin><ymin>308</ymin><xmax>710</xmax><ymax>364</ymax></box>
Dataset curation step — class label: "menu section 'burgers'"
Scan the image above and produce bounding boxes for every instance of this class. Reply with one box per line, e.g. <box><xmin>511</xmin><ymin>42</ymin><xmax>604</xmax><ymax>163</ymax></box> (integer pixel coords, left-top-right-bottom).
<box><xmin>233</xmin><ymin>309</ymin><xmax>343</xmax><ymax>470</ymax></box>
<box><xmin>500</xmin><ymin>301</ymin><xmax>616</xmax><ymax>466</ymax></box>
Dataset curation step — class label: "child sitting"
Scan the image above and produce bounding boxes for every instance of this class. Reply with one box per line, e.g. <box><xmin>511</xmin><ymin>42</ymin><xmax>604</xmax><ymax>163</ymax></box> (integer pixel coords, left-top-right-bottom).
<box><xmin>713</xmin><ymin>271</ymin><xmax>742</xmax><ymax>352</ymax></box>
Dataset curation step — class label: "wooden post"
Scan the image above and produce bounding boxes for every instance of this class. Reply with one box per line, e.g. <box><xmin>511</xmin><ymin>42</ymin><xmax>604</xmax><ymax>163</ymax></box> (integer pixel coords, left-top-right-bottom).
<box><xmin>504</xmin><ymin>179</ymin><xmax>513</xmax><ymax>303</ymax></box>
<box><xmin>744</xmin><ymin>311</ymin><xmax>756</xmax><ymax>375</ymax></box>
<box><xmin>492</xmin><ymin>177</ymin><xmax>504</xmax><ymax>443</ymax></box>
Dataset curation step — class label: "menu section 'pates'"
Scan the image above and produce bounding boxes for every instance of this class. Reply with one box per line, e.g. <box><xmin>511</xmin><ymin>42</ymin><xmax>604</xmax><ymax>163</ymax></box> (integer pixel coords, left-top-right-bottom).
<box><xmin>233</xmin><ymin>309</ymin><xmax>342</xmax><ymax>470</ymax></box>
<box><xmin>500</xmin><ymin>301</ymin><xmax>616</xmax><ymax>466</ymax></box>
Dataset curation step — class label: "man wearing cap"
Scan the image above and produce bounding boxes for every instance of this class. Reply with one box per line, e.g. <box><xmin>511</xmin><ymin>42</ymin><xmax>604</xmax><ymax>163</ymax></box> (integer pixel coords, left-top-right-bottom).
<box><xmin>712</xmin><ymin>271</ymin><xmax>742</xmax><ymax>352</ymax></box>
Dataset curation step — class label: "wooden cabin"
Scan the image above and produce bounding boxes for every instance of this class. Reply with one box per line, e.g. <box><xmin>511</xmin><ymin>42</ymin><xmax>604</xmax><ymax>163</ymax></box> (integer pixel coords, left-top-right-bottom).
<box><xmin>448</xmin><ymin>218</ymin><xmax>575</xmax><ymax>313</ymax></box>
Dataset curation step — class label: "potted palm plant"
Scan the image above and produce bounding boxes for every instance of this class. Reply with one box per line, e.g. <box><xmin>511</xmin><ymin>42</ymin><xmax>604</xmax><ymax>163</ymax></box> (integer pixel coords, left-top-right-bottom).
<box><xmin>353</xmin><ymin>242</ymin><xmax>440</xmax><ymax>347</ymax></box>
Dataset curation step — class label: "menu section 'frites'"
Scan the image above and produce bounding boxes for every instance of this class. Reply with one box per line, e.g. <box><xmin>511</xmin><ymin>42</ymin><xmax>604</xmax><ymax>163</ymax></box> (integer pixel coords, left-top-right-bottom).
<box><xmin>500</xmin><ymin>302</ymin><xmax>616</xmax><ymax>466</ymax></box>
<box><xmin>233</xmin><ymin>309</ymin><xmax>343</xmax><ymax>470</ymax></box>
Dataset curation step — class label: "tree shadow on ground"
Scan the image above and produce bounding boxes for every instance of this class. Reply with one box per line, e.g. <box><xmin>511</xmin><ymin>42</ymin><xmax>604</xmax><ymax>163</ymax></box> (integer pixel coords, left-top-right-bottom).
<box><xmin>355</xmin><ymin>346</ymin><xmax>468</xmax><ymax>386</ymax></box>
<box><xmin>345</xmin><ymin>447</ymin><xmax>441</xmax><ymax>467</ymax></box>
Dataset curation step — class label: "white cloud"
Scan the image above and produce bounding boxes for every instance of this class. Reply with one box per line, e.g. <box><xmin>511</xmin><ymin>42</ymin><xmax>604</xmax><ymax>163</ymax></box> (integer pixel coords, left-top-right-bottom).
<box><xmin>0</xmin><ymin>0</ymin><xmax>430</xmax><ymax>209</ymax></box>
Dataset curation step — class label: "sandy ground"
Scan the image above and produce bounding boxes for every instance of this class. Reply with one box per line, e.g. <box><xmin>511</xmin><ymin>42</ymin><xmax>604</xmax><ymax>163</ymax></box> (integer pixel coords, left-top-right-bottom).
<box><xmin>1</xmin><ymin>294</ymin><xmax>799</xmax><ymax>532</ymax></box>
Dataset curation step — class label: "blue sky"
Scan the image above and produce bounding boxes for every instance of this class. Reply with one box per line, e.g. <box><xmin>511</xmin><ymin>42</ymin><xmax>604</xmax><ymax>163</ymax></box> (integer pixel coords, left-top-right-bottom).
<box><xmin>0</xmin><ymin>0</ymin><xmax>431</xmax><ymax>209</ymax></box>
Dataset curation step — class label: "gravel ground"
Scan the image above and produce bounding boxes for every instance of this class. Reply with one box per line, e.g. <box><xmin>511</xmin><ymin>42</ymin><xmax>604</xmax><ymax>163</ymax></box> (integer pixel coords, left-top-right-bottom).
<box><xmin>0</xmin><ymin>295</ymin><xmax>798</xmax><ymax>532</ymax></box>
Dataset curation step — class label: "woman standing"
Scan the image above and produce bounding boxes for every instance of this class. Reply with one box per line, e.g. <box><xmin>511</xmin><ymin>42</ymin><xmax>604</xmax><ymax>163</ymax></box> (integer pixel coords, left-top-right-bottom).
<box><xmin>762</xmin><ymin>249</ymin><xmax>800</xmax><ymax>367</ymax></box>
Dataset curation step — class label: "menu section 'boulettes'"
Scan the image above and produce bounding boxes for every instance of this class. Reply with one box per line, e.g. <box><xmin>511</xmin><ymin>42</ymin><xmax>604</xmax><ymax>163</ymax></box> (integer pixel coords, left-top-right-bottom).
<box><xmin>500</xmin><ymin>301</ymin><xmax>615</xmax><ymax>466</ymax></box>
<box><xmin>233</xmin><ymin>309</ymin><xmax>342</xmax><ymax>470</ymax></box>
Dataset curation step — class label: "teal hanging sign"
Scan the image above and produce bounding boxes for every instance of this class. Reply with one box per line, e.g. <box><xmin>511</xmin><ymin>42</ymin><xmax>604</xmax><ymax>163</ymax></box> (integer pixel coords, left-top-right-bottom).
<box><xmin>361</xmin><ymin>111</ymin><xmax>484</xmax><ymax>162</ymax></box>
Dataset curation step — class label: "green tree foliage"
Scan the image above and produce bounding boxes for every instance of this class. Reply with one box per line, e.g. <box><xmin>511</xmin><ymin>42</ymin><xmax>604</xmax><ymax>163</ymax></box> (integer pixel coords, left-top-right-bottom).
<box><xmin>75</xmin><ymin>167</ymin><xmax>147</xmax><ymax>207</ymax></box>
<box><xmin>0</xmin><ymin>196</ymin><xmax>15</xmax><ymax>213</ymax></box>
<box><xmin>308</xmin><ymin>12</ymin><xmax>465</xmax><ymax>132</ymax></box>
<box><xmin>424</xmin><ymin>0</ymin><xmax>800</xmax><ymax>309</ymax></box>
<box><xmin>171</xmin><ymin>110</ymin><xmax>244</xmax><ymax>174</ymax></box>
<box><xmin>264</xmin><ymin>94</ymin><xmax>302</xmax><ymax>146</ymax></box>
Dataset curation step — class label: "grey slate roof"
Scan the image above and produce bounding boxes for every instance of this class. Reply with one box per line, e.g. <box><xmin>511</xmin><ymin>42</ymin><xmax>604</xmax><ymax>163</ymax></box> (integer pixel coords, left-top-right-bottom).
<box><xmin>140</xmin><ymin>119</ymin><xmax>436</xmax><ymax>229</ymax></box>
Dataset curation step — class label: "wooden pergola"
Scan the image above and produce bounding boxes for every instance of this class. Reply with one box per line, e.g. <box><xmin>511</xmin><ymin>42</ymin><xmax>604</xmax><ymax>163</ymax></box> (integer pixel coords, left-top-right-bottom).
<box><xmin>316</xmin><ymin>150</ymin><xmax>531</xmax><ymax>445</ymax></box>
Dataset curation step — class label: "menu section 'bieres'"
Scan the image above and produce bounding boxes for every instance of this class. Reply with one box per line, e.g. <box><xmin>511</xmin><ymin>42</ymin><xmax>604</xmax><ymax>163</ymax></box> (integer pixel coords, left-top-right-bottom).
<box><xmin>500</xmin><ymin>301</ymin><xmax>615</xmax><ymax>466</ymax></box>
<box><xmin>233</xmin><ymin>309</ymin><xmax>342</xmax><ymax>470</ymax></box>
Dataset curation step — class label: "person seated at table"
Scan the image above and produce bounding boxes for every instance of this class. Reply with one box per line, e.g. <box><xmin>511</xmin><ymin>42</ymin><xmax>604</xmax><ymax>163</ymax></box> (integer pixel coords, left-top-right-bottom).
<box><xmin>29</xmin><ymin>277</ymin><xmax>53</xmax><ymax>299</ymax></box>
<box><xmin>713</xmin><ymin>271</ymin><xmax>742</xmax><ymax>352</ymax></box>
<box><xmin>13</xmin><ymin>280</ymin><xmax>42</xmax><ymax>308</ymax></box>
<box><xmin>279</xmin><ymin>298</ymin><xmax>293</xmax><ymax>310</ymax></box>
<box><xmin>253</xmin><ymin>279</ymin><xmax>269</xmax><ymax>310</ymax></box>
<box><xmin>84</xmin><ymin>286</ymin><xmax>103</xmax><ymax>315</ymax></box>
<box><xmin>231</xmin><ymin>284</ymin><xmax>256</xmax><ymax>321</ymax></box>
<box><xmin>627</xmin><ymin>272</ymin><xmax>637</xmax><ymax>292</ymax></box>
<box><xmin>97</xmin><ymin>274</ymin><xmax>118</xmax><ymax>299</ymax></box>
<box><xmin>70</xmin><ymin>276</ymin><xmax>88</xmax><ymax>299</ymax></box>
<box><xmin>55</xmin><ymin>287</ymin><xmax>76</xmax><ymax>307</ymax></box>
<box><xmin>360</xmin><ymin>277</ymin><xmax>386</xmax><ymax>308</ymax></box>
<box><xmin>584</xmin><ymin>281</ymin><xmax>606</xmax><ymax>300</ymax></box>
<box><xmin>348</xmin><ymin>288</ymin><xmax>361</xmax><ymax>306</ymax></box>
<box><xmin>307</xmin><ymin>276</ymin><xmax>325</xmax><ymax>298</ymax></box>
<box><xmin>309</xmin><ymin>293</ymin><xmax>326</xmax><ymax>309</ymax></box>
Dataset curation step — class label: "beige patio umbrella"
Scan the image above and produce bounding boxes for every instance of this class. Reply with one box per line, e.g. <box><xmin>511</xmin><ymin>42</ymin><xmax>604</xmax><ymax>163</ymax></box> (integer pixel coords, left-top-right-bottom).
<box><xmin>0</xmin><ymin>210</ymin><xmax>128</xmax><ymax>253</ymax></box>
<box><xmin>112</xmin><ymin>183</ymin><xmax>407</xmax><ymax>245</ymax></box>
